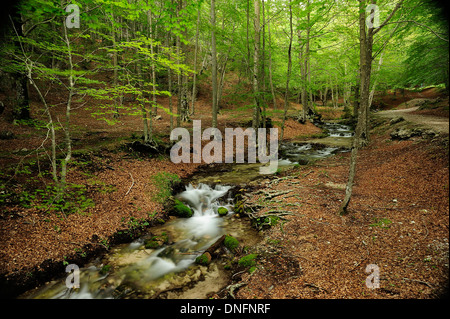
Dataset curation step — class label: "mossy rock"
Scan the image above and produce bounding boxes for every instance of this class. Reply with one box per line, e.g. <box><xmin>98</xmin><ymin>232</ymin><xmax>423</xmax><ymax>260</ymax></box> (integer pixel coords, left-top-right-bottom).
<box><xmin>99</xmin><ymin>264</ymin><xmax>111</xmax><ymax>275</ymax></box>
<box><xmin>217</xmin><ymin>207</ymin><xmax>228</xmax><ymax>217</ymax></box>
<box><xmin>195</xmin><ymin>252</ymin><xmax>211</xmax><ymax>265</ymax></box>
<box><xmin>172</xmin><ymin>199</ymin><xmax>193</xmax><ymax>218</ymax></box>
<box><xmin>224</xmin><ymin>235</ymin><xmax>239</xmax><ymax>252</ymax></box>
<box><xmin>238</xmin><ymin>254</ymin><xmax>257</xmax><ymax>268</ymax></box>
<box><xmin>144</xmin><ymin>232</ymin><xmax>169</xmax><ymax>249</ymax></box>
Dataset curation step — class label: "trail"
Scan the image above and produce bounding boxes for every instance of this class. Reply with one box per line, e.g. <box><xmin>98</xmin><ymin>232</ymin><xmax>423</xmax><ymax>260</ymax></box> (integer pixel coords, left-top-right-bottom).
<box><xmin>376</xmin><ymin>106</ymin><xmax>449</xmax><ymax>134</ymax></box>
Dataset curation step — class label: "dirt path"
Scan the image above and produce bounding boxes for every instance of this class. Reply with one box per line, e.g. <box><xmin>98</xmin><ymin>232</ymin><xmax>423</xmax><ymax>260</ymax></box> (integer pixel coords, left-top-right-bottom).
<box><xmin>376</xmin><ymin>106</ymin><xmax>449</xmax><ymax>134</ymax></box>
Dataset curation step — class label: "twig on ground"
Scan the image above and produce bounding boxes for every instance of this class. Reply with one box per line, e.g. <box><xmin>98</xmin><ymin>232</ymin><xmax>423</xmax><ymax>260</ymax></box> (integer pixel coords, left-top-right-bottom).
<box><xmin>227</xmin><ymin>282</ymin><xmax>247</xmax><ymax>299</ymax></box>
<box><xmin>125</xmin><ymin>172</ymin><xmax>135</xmax><ymax>196</ymax></box>
<box><xmin>402</xmin><ymin>278</ymin><xmax>436</xmax><ymax>288</ymax></box>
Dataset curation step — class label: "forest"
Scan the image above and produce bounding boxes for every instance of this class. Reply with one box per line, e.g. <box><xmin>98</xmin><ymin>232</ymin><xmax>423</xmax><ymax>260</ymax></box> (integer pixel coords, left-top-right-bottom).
<box><xmin>0</xmin><ymin>0</ymin><xmax>448</xmax><ymax>303</ymax></box>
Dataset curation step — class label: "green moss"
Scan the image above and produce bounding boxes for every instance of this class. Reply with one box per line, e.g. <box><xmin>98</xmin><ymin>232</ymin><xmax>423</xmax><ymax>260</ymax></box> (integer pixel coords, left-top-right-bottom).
<box><xmin>265</xmin><ymin>215</ymin><xmax>279</xmax><ymax>226</ymax></box>
<box><xmin>217</xmin><ymin>207</ymin><xmax>228</xmax><ymax>216</ymax></box>
<box><xmin>195</xmin><ymin>252</ymin><xmax>211</xmax><ymax>265</ymax></box>
<box><xmin>173</xmin><ymin>199</ymin><xmax>193</xmax><ymax>218</ymax></box>
<box><xmin>224</xmin><ymin>235</ymin><xmax>239</xmax><ymax>252</ymax></box>
<box><xmin>144</xmin><ymin>239</ymin><xmax>160</xmax><ymax>249</ymax></box>
<box><xmin>234</xmin><ymin>200</ymin><xmax>245</xmax><ymax>214</ymax></box>
<box><xmin>144</xmin><ymin>232</ymin><xmax>169</xmax><ymax>249</ymax></box>
<box><xmin>238</xmin><ymin>254</ymin><xmax>257</xmax><ymax>268</ymax></box>
<box><xmin>369</xmin><ymin>217</ymin><xmax>392</xmax><ymax>229</ymax></box>
<box><xmin>99</xmin><ymin>264</ymin><xmax>111</xmax><ymax>275</ymax></box>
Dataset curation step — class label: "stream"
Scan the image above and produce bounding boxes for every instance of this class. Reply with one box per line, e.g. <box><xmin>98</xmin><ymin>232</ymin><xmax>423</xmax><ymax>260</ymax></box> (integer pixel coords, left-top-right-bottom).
<box><xmin>20</xmin><ymin>121</ymin><xmax>353</xmax><ymax>299</ymax></box>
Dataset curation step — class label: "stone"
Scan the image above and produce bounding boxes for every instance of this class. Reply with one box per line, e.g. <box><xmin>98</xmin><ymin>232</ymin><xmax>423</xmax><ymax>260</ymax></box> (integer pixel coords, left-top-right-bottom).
<box><xmin>217</xmin><ymin>207</ymin><xmax>228</xmax><ymax>217</ymax></box>
<box><xmin>195</xmin><ymin>252</ymin><xmax>211</xmax><ymax>265</ymax></box>
<box><xmin>390</xmin><ymin>127</ymin><xmax>423</xmax><ymax>140</ymax></box>
<box><xmin>389</xmin><ymin>117</ymin><xmax>405</xmax><ymax>125</ymax></box>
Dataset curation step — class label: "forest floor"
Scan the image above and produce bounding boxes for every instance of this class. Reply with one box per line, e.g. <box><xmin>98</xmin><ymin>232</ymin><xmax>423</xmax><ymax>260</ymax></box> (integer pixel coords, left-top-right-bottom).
<box><xmin>0</xmin><ymin>85</ymin><xmax>448</xmax><ymax>299</ymax></box>
<box><xmin>233</xmin><ymin>118</ymin><xmax>449</xmax><ymax>299</ymax></box>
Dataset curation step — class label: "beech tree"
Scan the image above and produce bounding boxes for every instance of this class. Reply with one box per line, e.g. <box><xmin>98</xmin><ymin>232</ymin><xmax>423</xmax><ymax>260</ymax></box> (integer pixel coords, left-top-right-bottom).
<box><xmin>339</xmin><ymin>0</ymin><xmax>405</xmax><ymax>215</ymax></box>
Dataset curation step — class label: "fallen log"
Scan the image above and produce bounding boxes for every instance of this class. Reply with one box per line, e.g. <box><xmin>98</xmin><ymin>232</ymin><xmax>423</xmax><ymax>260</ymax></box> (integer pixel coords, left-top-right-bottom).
<box><xmin>204</xmin><ymin>234</ymin><xmax>226</xmax><ymax>256</ymax></box>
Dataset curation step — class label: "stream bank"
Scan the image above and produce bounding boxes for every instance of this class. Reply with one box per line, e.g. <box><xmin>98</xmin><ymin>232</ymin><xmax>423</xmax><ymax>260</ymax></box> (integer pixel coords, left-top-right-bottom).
<box><xmin>15</xmin><ymin>121</ymin><xmax>354</xmax><ymax>299</ymax></box>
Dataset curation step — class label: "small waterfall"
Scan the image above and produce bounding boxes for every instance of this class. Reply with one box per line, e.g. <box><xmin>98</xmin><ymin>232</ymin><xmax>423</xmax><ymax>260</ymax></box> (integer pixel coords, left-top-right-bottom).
<box><xmin>22</xmin><ymin>122</ymin><xmax>353</xmax><ymax>299</ymax></box>
<box><xmin>29</xmin><ymin>184</ymin><xmax>233</xmax><ymax>299</ymax></box>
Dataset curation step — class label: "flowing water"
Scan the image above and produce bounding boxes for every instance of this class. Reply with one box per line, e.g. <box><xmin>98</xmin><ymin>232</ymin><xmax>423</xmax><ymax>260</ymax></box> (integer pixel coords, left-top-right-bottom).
<box><xmin>20</xmin><ymin>121</ymin><xmax>352</xmax><ymax>299</ymax></box>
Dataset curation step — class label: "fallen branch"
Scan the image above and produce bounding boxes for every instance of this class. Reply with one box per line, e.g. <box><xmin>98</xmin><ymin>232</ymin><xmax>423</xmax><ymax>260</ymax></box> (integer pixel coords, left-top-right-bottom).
<box><xmin>402</xmin><ymin>278</ymin><xmax>436</xmax><ymax>288</ymax></box>
<box><xmin>266</xmin><ymin>210</ymin><xmax>295</xmax><ymax>216</ymax></box>
<box><xmin>204</xmin><ymin>234</ymin><xmax>226</xmax><ymax>256</ymax></box>
<box><xmin>227</xmin><ymin>282</ymin><xmax>247</xmax><ymax>299</ymax></box>
<box><xmin>264</xmin><ymin>190</ymin><xmax>293</xmax><ymax>199</ymax></box>
<box><xmin>304</xmin><ymin>282</ymin><xmax>328</xmax><ymax>293</ymax></box>
<box><xmin>125</xmin><ymin>172</ymin><xmax>135</xmax><ymax>196</ymax></box>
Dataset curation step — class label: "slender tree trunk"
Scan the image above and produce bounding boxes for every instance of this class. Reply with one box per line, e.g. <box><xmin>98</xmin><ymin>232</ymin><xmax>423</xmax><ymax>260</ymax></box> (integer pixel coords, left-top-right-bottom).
<box><xmin>166</xmin><ymin>31</ymin><xmax>174</xmax><ymax>132</ymax></box>
<box><xmin>252</xmin><ymin>0</ymin><xmax>261</xmax><ymax>130</ymax></box>
<box><xmin>149</xmin><ymin>7</ymin><xmax>157</xmax><ymax>117</ymax></box>
<box><xmin>217</xmin><ymin>55</ymin><xmax>229</xmax><ymax>109</ymax></box>
<box><xmin>267</xmin><ymin>9</ymin><xmax>276</xmax><ymax>110</ymax></box>
<box><xmin>300</xmin><ymin>0</ymin><xmax>311</xmax><ymax>121</ymax></box>
<box><xmin>302</xmin><ymin>0</ymin><xmax>311</xmax><ymax>120</ymax></box>
<box><xmin>330</xmin><ymin>76</ymin><xmax>335</xmax><ymax>108</ymax></box>
<box><xmin>211</xmin><ymin>0</ymin><xmax>218</xmax><ymax>128</ymax></box>
<box><xmin>111</xmin><ymin>5</ymin><xmax>119</xmax><ymax>119</ymax></box>
<box><xmin>60</xmin><ymin>19</ymin><xmax>74</xmax><ymax>194</ymax></box>
<box><xmin>368</xmin><ymin>53</ymin><xmax>384</xmax><ymax>109</ymax></box>
<box><xmin>281</xmin><ymin>2</ymin><xmax>293</xmax><ymax>140</ymax></box>
<box><xmin>339</xmin><ymin>0</ymin><xmax>374</xmax><ymax>215</ymax></box>
<box><xmin>261</xmin><ymin>0</ymin><xmax>266</xmax><ymax>128</ymax></box>
<box><xmin>191</xmin><ymin>4</ymin><xmax>201</xmax><ymax>115</ymax></box>
<box><xmin>176</xmin><ymin>12</ymin><xmax>182</xmax><ymax>127</ymax></box>
<box><xmin>11</xmin><ymin>12</ymin><xmax>30</xmax><ymax>121</ymax></box>
<box><xmin>246</xmin><ymin>0</ymin><xmax>251</xmax><ymax>77</ymax></box>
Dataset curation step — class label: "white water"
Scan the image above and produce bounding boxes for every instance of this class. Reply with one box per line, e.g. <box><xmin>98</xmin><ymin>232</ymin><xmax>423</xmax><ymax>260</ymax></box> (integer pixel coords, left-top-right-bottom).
<box><xmin>22</xmin><ymin>122</ymin><xmax>354</xmax><ymax>299</ymax></box>
<box><xmin>25</xmin><ymin>183</ymin><xmax>233</xmax><ymax>299</ymax></box>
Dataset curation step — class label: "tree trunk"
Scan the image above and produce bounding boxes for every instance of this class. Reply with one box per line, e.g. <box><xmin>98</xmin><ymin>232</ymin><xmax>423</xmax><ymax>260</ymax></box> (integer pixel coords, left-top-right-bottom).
<box><xmin>252</xmin><ymin>0</ymin><xmax>261</xmax><ymax>130</ymax></box>
<box><xmin>301</xmin><ymin>0</ymin><xmax>311</xmax><ymax>121</ymax></box>
<box><xmin>60</xmin><ymin>18</ymin><xmax>74</xmax><ymax>194</ymax></box>
<box><xmin>191</xmin><ymin>4</ymin><xmax>201</xmax><ymax>115</ymax></box>
<box><xmin>211</xmin><ymin>0</ymin><xmax>218</xmax><ymax>128</ymax></box>
<box><xmin>176</xmin><ymin>17</ymin><xmax>182</xmax><ymax>127</ymax></box>
<box><xmin>267</xmin><ymin>9</ymin><xmax>276</xmax><ymax>110</ymax></box>
<box><xmin>368</xmin><ymin>53</ymin><xmax>384</xmax><ymax>109</ymax></box>
<box><xmin>339</xmin><ymin>0</ymin><xmax>374</xmax><ymax>215</ymax></box>
<box><xmin>217</xmin><ymin>55</ymin><xmax>229</xmax><ymax>109</ymax></box>
<box><xmin>148</xmin><ymin>8</ymin><xmax>155</xmax><ymax>141</ymax></box>
<box><xmin>166</xmin><ymin>31</ymin><xmax>174</xmax><ymax>132</ymax></box>
<box><xmin>281</xmin><ymin>2</ymin><xmax>293</xmax><ymax>141</ymax></box>
<box><xmin>261</xmin><ymin>0</ymin><xmax>266</xmax><ymax>128</ymax></box>
<box><xmin>149</xmin><ymin>8</ymin><xmax>157</xmax><ymax>118</ymax></box>
<box><xmin>12</xmin><ymin>75</ymin><xmax>30</xmax><ymax>120</ymax></box>
<box><xmin>111</xmin><ymin>5</ymin><xmax>119</xmax><ymax>119</ymax></box>
<box><xmin>11</xmin><ymin>12</ymin><xmax>30</xmax><ymax>121</ymax></box>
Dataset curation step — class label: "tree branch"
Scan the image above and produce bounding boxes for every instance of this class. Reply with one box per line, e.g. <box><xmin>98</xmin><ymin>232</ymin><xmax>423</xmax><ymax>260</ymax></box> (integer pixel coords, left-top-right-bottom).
<box><xmin>372</xmin><ymin>0</ymin><xmax>404</xmax><ymax>36</ymax></box>
<box><xmin>383</xmin><ymin>20</ymin><xmax>449</xmax><ymax>42</ymax></box>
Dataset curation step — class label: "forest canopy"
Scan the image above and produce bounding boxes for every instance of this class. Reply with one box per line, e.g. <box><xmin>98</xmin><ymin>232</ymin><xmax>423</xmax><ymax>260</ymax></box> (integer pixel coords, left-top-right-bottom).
<box><xmin>0</xmin><ymin>0</ymin><xmax>448</xmax><ymax>195</ymax></box>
